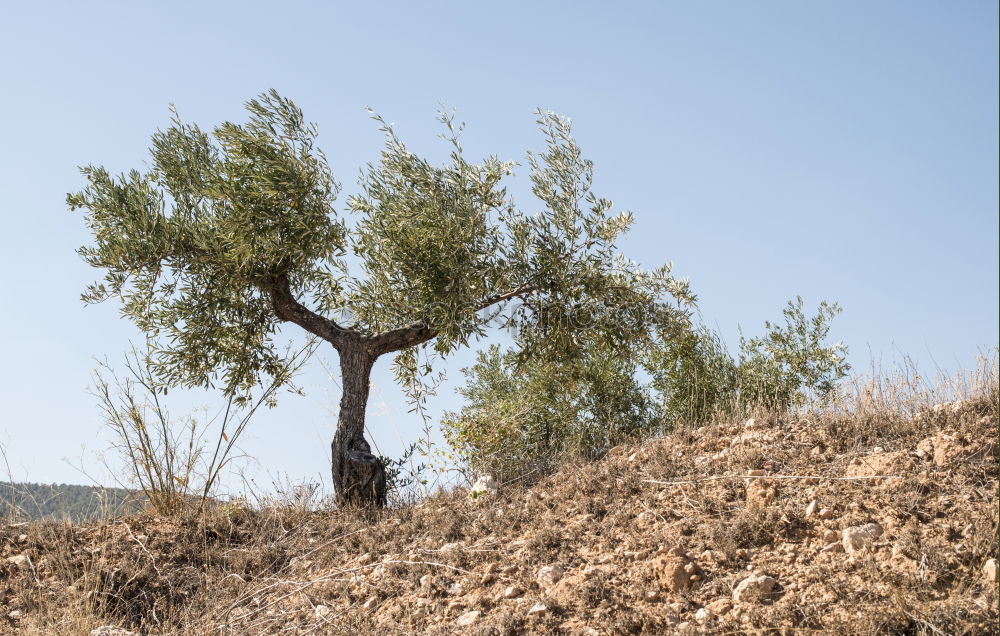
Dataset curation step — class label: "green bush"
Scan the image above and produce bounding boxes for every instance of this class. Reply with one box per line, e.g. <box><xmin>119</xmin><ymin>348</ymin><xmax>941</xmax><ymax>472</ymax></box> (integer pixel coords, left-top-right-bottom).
<box><xmin>647</xmin><ymin>297</ymin><xmax>850</xmax><ymax>425</ymax></box>
<box><xmin>442</xmin><ymin>344</ymin><xmax>654</xmax><ymax>482</ymax></box>
<box><xmin>445</xmin><ymin>297</ymin><xmax>850</xmax><ymax>481</ymax></box>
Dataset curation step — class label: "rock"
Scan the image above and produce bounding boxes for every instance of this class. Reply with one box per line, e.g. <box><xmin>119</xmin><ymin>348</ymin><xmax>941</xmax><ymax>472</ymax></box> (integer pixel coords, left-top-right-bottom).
<box><xmin>480</xmin><ymin>572</ymin><xmax>495</xmax><ymax>585</ymax></box>
<box><xmin>16</xmin><ymin>534</ymin><xmax>27</xmax><ymax>544</ymax></box>
<box><xmin>644</xmin><ymin>589</ymin><xmax>661</xmax><ymax>602</ymax></box>
<box><xmin>818</xmin><ymin>508</ymin><xmax>835</xmax><ymax>520</ymax></box>
<box><xmin>469</xmin><ymin>475</ymin><xmax>498</xmax><ymax>500</ymax></box>
<box><xmin>536</xmin><ymin>565</ymin><xmax>565</xmax><ymax>588</ymax></box>
<box><xmin>733</xmin><ymin>574</ymin><xmax>778</xmax><ymax>603</ymax></box>
<box><xmin>822</xmin><ymin>529</ymin><xmax>839</xmax><ymax>543</ymax></box>
<box><xmin>527</xmin><ymin>602</ymin><xmax>548</xmax><ymax>616</ymax></box>
<box><xmin>8</xmin><ymin>610</ymin><xmax>23</xmax><ymax>619</ymax></box>
<box><xmin>655</xmin><ymin>548</ymin><xmax>702</xmax><ymax>592</ymax></box>
<box><xmin>456</xmin><ymin>610</ymin><xmax>481</xmax><ymax>626</ymax></box>
<box><xmin>440</xmin><ymin>541</ymin><xmax>464</xmax><ymax>553</ymax></box>
<box><xmin>984</xmin><ymin>559</ymin><xmax>998</xmax><ymax>583</ymax></box>
<box><xmin>315</xmin><ymin>604</ymin><xmax>331</xmax><ymax>617</ymax></box>
<box><xmin>90</xmin><ymin>628</ymin><xmax>138</xmax><ymax>636</ymax></box>
<box><xmin>842</xmin><ymin>523</ymin><xmax>883</xmax><ymax>553</ymax></box>
<box><xmin>917</xmin><ymin>430</ymin><xmax>996</xmax><ymax>466</ymax></box>
<box><xmin>805</xmin><ymin>500</ymin><xmax>818</xmax><ymax>517</ymax></box>
<box><xmin>6</xmin><ymin>554</ymin><xmax>28</xmax><ymax>569</ymax></box>
<box><xmin>706</xmin><ymin>598</ymin><xmax>734</xmax><ymax>615</ymax></box>
<box><xmin>420</xmin><ymin>574</ymin><xmax>434</xmax><ymax>591</ymax></box>
<box><xmin>695</xmin><ymin>607</ymin><xmax>714</xmax><ymax>624</ymax></box>
<box><xmin>503</xmin><ymin>585</ymin><xmax>522</xmax><ymax>599</ymax></box>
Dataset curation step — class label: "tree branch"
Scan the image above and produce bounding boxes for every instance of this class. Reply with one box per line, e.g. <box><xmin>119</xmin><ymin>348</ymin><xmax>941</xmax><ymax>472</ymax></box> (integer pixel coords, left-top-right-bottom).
<box><xmin>265</xmin><ymin>272</ymin><xmax>353</xmax><ymax>348</ymax></box>
<box><xmin>368</xmin><ymin>284</ymin><xmax>537</xmax><ymax>356</ymax></box>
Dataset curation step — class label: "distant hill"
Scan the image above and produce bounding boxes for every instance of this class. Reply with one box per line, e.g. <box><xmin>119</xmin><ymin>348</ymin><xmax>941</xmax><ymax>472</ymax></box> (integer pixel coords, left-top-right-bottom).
<box><xmin>0</xmin><ymin>482</ymin><xmax>144</xmax><ymax>521</ymax></box>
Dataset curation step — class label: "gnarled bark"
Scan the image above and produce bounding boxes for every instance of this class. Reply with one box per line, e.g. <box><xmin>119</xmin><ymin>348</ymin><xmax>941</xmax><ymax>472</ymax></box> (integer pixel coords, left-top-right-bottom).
<box><xmin>331</xmin><ymin>344</ymin><xmax>386</xmax><ymax>507</ymax></box>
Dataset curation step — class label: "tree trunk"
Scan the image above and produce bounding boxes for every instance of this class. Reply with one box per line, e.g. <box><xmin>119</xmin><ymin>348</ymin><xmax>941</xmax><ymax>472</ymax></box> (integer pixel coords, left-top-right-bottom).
<box><xmin>331</xmin><ymin>344</ymin><xmax>386</xmax><ymax>508</ymax></box>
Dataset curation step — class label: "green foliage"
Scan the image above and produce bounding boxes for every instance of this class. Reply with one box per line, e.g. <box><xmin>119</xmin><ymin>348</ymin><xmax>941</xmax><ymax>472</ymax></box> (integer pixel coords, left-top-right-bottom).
<box><xmin>647</xmin><ymin>323</ymin><xmax>739</xmax><ymax>426</ymax></box>
<box><xmin>443</xmin><ymin>343</ymin><xmax>654</xmax><ymax>482</ymax></box>
<box><xmin>648</xmin><ymin>297</ymin><xmax>850</xmax><ymax>426</ymax></box>
<box><xmin>447</xmin><ymin>298</ymin><xmax>850</xmax><ymax>480</ymax></box>
<box><xmin>69</xmin><ymin>91</ymin><xmax>343</xmax><ymax>402</ymax></box>
<box><xmin>70</xmin><ymin>94</ymin><xmax>693</xmax><ymax>407</ymax></box>
<box><xmin>737</xmin><ymin>296</ymin><xmax>850</xmax><ymax>410</ymax></box>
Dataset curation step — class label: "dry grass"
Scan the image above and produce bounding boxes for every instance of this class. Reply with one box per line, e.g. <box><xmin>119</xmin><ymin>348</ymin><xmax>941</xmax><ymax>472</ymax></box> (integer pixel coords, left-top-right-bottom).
<box><xmin>1</xmin><ymin>356</ymin><xmax>996</xmax><ymax>634</ymax></box>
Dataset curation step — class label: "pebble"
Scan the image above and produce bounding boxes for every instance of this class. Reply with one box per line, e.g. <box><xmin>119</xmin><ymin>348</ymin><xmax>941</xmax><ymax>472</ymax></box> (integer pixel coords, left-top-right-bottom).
<box><xmin>842</xmin><ymin>523</ymin><xmax>883</xmax><ymax>553</ymax></box>
<box><xmin>536</xmin><ymin>564</ymin><xmax>565</xmax><ymax>587</ymax></box>
<box><xmin>732</xmin><ymin>574</ymin><xmax>778</xmax><ymax>602</ymax></box>
<box><xmin>456</xmin><ymin>610</ymin><xmax>481</xmax><ymax>626</ymax></box>
<box><xmin>527</xmin><ymin>602</ymin><xmax>548</xmax><ymax>616</ymax></box>
<box><xmin>503</xmin><ymin>585</ymin><xmax>522</xmax><ymax>599</ymax></box>
<box><xmin>984</xmin><ymin>559</ymin><xmax>998</xmax><ymax>582</ymax></box>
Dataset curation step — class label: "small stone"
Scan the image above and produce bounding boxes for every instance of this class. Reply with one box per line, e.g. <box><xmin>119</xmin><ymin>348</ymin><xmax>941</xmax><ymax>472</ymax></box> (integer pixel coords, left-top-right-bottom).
<box><xmin>984</xmin><ymin>559</ymin><xmax>998</xmax><ymax>582</ymax></box>
<box><xmin>420</xmin><ymin>575</ymin><xmax>434</xmax><ymax>591</ymax></box>
<box><xmin>90</xmin><ymin>628</ymin><xmax>138</xmax><ymax>636</ymax></box>
<box><xmin>469</xmin><ymin>475</ymin><xmax>498</xmax><ymax>500</ymax></box>
<box><xmin>644</xmin><ymin>590</ymin><xmax>661</xmax><ymax>602</ymax></box>
<box><xmin>9</xmin><ymin>610</ymin><xmax>23</xmax><ymax>619</ymax></box>
<box><xmin>805</xmin><ymin>500</ymin><xmax>818</xmax><ymax>517</ymax></box>
<box><xmin>818</xmin><ymin>508</ymin><xmax>834</xmax><ymax>520</ymax></box>
<box><xmin>706</xmin><ymin>598</ymin><xmax>734</xmax><ymax>615</ymax></box>
<box><xmin>842</xmin><ymin>523</ymin><xmax>883</xmax><ymax>553</ymax></box>
<box><xmin>732</xmin><ymin>574</ymin><xmax>778</xmax><ymax>603</ymax></box>
<box><xmin>16</xmin><ymin>534</ymin><xmax>28</xmax><ymax>544</ymax></box>
<box><xmin>536</xmin><ymin>564</ymin><xmax>565</xmax><ymax>587</ymax></box>
<box><xmin>456</xmin><ymin>610</ymin><xmax>481</xmax><ymax>626</ymax></box>
<box><xmin>695</xmin><ymin>607</ymin><xmax>713</xmax><ymax>624</ymax></box>
<box><xmin>448</xmin><ymin>581</ymin><xmax>463</xmax><ymax>595</ymax></box>
<box><xmin>676</xmin><ymin>621</ymin><xmax>697</xmax><ymax>635</ymax></box>
<box><xmin>527</xmin><ymin>602</ymin><xmax>548</xmax><ymax>616</ymax></box>
<box><xmin>480</xmin><ymin>573</ymin><xmax>495</xmax><ymax>585</ymax></box>
<box><xmin>822</xmin><ymin>529</ymin><xmax>839</xmax><ymax>543</ymax></box>
<box><xmin>503</xmin><ymin>585</ymin><xmax>522</xmax><ymax>599</ymax></box>
<box><xmin>362</xmin><ymin>597</ymin><xmax>378</xmax><ymax>610</ymax></box>
<box><xmin>316</xmin><ymin>604</ymin><xmax>331</xmax><ymax>617</ymax></box>
<box><xmin>6</xmin><ymin>554</ymin><xmax>28</xmax><ymax>569</ymax></box>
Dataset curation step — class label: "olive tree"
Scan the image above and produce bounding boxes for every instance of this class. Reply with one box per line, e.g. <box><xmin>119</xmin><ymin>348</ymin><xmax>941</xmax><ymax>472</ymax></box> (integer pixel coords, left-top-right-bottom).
<box><xmin>69</xmin><ymin>90</ymin><xmax>694</xmax><ymax>507</ymax></box>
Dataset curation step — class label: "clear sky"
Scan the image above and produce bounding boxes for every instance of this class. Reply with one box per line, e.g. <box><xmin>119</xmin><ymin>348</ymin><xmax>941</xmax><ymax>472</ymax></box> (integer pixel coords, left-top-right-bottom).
<box><xmin>0</xmin><ymin>1</ymin><xmax>996</xmax><ymax>493</ymax></box>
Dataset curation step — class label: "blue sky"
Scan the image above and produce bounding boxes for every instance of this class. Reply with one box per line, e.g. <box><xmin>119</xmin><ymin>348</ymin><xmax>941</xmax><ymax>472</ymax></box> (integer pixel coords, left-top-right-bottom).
<box><xmin>0</xmin><ymin>1</ymin><xmax>996</xmax><ymax>492</ymax></box>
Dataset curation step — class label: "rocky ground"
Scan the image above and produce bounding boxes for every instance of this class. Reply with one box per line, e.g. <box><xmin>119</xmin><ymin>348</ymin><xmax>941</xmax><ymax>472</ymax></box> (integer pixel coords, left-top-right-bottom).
<box><xmin>1</xmin><ymin>389</ymin><xmax>997</xmax><ymax>634</ymax></box>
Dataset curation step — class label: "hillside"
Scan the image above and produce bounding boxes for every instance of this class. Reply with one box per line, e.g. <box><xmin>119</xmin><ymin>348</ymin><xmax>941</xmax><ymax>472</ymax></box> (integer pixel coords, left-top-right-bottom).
<box><xmin>0</xmin><ymin>388</ymin><xmax>996</xmax><ymax>634</ymax></box>
<box><xmin>0</xmin><ymin>483</ymin><xmax>142</xmax><ymax>523</ymax></box>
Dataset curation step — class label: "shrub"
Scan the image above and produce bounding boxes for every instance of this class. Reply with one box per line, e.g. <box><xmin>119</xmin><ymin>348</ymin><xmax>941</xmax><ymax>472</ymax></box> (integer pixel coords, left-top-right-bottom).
<box><xmin>445</xmin><ymin>297</ymin><xmax>850</xmax><ymax>482</ymax></box>
<box><xmin>442</xmin><ymin>344</ymin><xmax>654</xmax><ymax>482</ymax></box>
<box><xmin>648</xmin><ymin>297</ymin><xmax>850</xmax><ymax>425</ymax></box>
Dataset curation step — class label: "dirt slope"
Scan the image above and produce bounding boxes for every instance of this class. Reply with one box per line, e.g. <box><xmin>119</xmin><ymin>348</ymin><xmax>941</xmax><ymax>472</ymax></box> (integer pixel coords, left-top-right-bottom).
<box><xmin>1</xmin><ymin>395</ymin><xmax>997</xmax><ymax>634</ymax></box>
